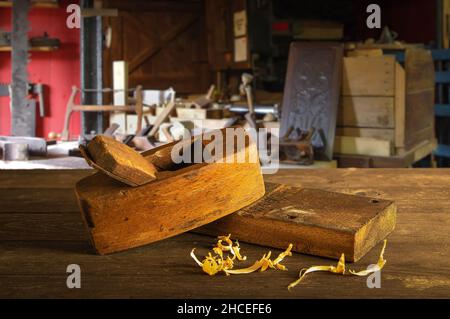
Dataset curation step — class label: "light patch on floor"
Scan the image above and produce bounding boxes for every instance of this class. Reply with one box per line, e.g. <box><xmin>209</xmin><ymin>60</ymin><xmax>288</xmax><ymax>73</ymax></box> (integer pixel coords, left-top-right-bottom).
<box><xmin>386</xmin><ymin>274</ymin><xmax>450</xmax><ymax>290</ymax></box>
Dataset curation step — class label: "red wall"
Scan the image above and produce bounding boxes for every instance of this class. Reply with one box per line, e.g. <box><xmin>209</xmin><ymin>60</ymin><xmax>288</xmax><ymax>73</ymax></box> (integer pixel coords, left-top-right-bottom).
<box><xmin>0</xmin><ymin>0</ymin><xmax>80</xmax><ymax>138</ymax></box>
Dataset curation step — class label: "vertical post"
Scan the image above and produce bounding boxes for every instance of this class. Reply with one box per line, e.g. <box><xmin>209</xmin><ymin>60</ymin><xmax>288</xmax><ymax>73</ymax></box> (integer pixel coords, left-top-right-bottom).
<box><xmin>437</xmin><ymin>0</ymin><xmax>444</xmax><ymax>49</ymax></box>
<box><xmin>80</xmin><ymin>0</ymin><xmax>103</xmax><ymax>136</ymax></box>
<box><xmin>113</xmin><ymin>61</ymin><xmax>128</xmax><ymax>106</ymax></box>
<box><xmin>11</xmin><ymin>0</ymin><xmax>34</xmax><ymax>136</ymax></box>
<box><xmin>110</xmin><ymin>61</ymin><xmax>128</xmax><ymax>134</ymax></box>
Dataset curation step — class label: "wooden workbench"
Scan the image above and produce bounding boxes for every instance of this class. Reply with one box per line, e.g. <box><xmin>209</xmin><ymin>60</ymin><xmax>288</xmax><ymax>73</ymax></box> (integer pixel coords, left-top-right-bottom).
<box><xmin>0</xmin><ymin>169</ymin><xmax>449</xmax><ymax>298</ymax></box>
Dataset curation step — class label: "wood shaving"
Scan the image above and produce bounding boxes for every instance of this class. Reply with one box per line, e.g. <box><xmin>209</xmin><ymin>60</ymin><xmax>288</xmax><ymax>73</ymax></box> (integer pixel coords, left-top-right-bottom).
<box><xmin>288</xmin><ymin>240</ymin><xmax>388</xmax><ymax>290</ymax></box>
<box><xmin>191</xmin><ymin>234</ymin><xmax>293</xmax><ymax>276</ymax></box>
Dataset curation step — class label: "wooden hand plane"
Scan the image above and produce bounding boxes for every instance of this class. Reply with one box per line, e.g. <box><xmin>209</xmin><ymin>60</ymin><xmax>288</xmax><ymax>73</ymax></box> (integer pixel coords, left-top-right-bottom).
<box><xmin>75</xmin><ymin>129</ymin><xmax>265</xmax><ymax>255</ymax></box>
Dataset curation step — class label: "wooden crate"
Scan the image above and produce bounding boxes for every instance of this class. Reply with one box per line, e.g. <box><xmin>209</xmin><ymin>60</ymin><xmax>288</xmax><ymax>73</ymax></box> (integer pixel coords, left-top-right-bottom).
<box><xmin>336</xmin><ymin>48</ymin><xmax>435</xmax><ymax>158</ymax></box>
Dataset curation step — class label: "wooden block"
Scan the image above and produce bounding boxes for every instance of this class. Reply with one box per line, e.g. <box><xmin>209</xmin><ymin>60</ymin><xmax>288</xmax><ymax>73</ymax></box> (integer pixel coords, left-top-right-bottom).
<box><xmin>336</xmin><ymin>127</ymin><xmax>395</xmax><ymax>143</ymax></box>
<box><xmin>76</xmin><ymin>129</ymin><xmax>265</xmax><ymax>255</ymax></box>
<box><xmin>342</xmin><ymin>56</ymin><xmax>396</xmax><ymax>96</ymax></box>
<box><xmin>338</xmin><ymin>96</ymin><xmax>395</xmax><ymax>128</ymax></box>
<box><xmin>334</xmin><ymin>136</ymin><xmax>392</xmax><ymax>157</ymax></box>
<box><xmin>195</xmin><ymin>183</ymin><xmax>396</xmax><ymax>262</ymax></box>
<box><xmin>83</xmin><ymin>135</ymin><xmax>158</xmax><ymax>186</ymax></box>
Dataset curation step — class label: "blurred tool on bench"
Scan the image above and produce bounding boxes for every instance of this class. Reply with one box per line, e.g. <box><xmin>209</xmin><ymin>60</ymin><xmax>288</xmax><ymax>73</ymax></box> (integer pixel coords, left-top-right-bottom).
<box><xmin>61</xmin><ymin>85</ymin><xmax>143</xmax><ymax>141</ymax></box>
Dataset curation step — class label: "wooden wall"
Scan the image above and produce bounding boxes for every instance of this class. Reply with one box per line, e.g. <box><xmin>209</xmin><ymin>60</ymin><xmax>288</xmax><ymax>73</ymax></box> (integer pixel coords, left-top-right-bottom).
<box><xmin>103</xmin><ymin>0</ymin><xmax>211</xmax><ymax>95</ymax></box>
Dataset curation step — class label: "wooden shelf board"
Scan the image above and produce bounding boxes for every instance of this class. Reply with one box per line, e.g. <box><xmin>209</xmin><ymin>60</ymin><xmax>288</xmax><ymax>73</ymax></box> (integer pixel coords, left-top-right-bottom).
<box><xmin>0</xmin><ymin>46</ymin><xmax>59</xmax><ymax>52</ymax></box>
<box><xmin>0</xmin><ymin>1</ymin><xmax>59</xmax><ymax>8</ymax></box>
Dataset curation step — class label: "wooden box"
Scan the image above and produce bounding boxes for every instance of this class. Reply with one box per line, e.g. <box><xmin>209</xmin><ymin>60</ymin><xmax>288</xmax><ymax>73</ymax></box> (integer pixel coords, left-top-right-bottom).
<box><xmin>336</xmin><ymin>48</ymin><xmax>435</xmax><ymax>158</ymax></box>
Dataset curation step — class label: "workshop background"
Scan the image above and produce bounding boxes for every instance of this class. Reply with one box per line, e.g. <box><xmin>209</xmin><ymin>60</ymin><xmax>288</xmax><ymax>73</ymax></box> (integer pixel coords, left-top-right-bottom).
<box><xmin>1</xmin><ymin>0</ymin><xmax>450</xmax><ymax>301</ymax></box>
<box><xmin>0</xmin><ymin>0</ymin><xmax>447</xmax><ymax>167</ymax></box>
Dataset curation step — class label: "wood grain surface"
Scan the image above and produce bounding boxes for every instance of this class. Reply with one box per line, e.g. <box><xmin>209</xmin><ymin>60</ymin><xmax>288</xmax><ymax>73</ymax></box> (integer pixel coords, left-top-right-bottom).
<box><xmin>0</xmin><ymin>169</ymin><xmax>449</xmax><ymax>298</ymax></box>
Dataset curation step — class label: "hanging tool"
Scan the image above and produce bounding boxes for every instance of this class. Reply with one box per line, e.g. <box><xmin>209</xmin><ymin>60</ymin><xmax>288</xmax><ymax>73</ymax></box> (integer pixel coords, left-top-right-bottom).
<box><xmin>0</xmin><ymin>83</ymin><xmax>46</xmax><ymax>117</ymax></box>
<box><xmin>29</xmin><ymin>83</ymin><xmax>45</xmax><ymax>117</ymax></box>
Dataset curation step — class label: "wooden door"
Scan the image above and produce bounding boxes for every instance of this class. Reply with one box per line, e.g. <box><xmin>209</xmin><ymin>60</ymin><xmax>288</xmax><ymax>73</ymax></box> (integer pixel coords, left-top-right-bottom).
<box><xmin>103</xmin><ymin>0</ymin><xmax>211</xmax><ymax>95</ymax></box>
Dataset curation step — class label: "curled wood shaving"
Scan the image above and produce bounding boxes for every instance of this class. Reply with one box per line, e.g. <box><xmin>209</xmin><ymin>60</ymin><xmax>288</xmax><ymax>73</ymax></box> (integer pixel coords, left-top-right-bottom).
<box><xmin>288</xmin><ymin>253</ymin><xmax>346</xmax><ymax>290</ymax></box>
<box><xmin>288</xmin><ymin>240</ymin><xmax>388</xmax><ymax>290</ymax></box>
<box><xmin>349</xmin><ymin>239</ymin><xmax>387</xmax><ymax>276</ymax></box>
<box><xmin>190</xmin><ymin>235</ymin><xmax>293</xmax><ymax>276</ymax></box>
<box><xmin>217</xmin><ymin>234</ymin><xmax>247</xmax><ymax>261</ymax></box>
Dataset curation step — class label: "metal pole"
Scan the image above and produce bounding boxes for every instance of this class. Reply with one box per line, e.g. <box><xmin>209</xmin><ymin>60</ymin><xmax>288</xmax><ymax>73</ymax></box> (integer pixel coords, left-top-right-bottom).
<box><xmin>11</xmin><ymin>0</ymin><xmax>34</xmax><ymax>136</ymax></box>
<box><xmin>80</xmin><ymin>0</ymin><xmax>103</xmax><ymax>137</ymax></box>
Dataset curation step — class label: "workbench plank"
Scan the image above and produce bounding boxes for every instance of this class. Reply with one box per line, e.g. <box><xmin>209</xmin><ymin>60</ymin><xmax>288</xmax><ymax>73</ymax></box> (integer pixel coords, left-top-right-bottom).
<box><xmin>0</xmin><ymin>214</ymin><xmax>88</xmax><ymax>241</ymax></box>
<box><xmin>0</xmin><ymin>169</ymin><xmax>449</xmax><ymax>298</ymax></box>
<box><xmin>3</xmin><ymin>168</ymin><xmax>450</xmax><ymax>190</ymax></box>
<box><xmin>0</xmin><ymin>211</ymin><xmax>448</xmax><ymax>245</ymax></box>
<box><xmin>0</xmin><ymin>169</ymin><xmax>93</xmax><ymax>189</ymax></box>
<box><xmin>1</xmin><ymin>235</ymin><xmax>448</xmax><ymax>275</ymax></box>
<box><xmin>0</xmin><ymin>236</ymin><xmax>448</xmax><ymax>299</ymax></box>
<box><xmin>0</xmin><ymin>189</ymin><xmax>80</xmax><ymax>213</ymax></box>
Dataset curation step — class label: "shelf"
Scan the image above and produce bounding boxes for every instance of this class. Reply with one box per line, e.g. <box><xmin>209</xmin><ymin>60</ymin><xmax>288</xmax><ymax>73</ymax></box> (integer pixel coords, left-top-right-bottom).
<box><xmin>0</xmin><ymin>1</ymin><xmax>59</xmax><ymax>9</ymax></box>
<box><xmin>0</xmin><ymin>46</ymin><xmax>59</xmax><ymax>52</ymax></box>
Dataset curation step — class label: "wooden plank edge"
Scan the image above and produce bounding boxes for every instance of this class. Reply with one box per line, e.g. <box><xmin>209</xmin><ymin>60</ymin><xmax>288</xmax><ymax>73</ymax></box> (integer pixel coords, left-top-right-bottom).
<box><xmin>394</xmin><ymin>62</ymin><xmax>406</xmax><ymax>148</ymax></box>
<box><xmin>354</xmin><ymin>202</ymin><xmax>396</xmax><ymax>261</ymax></box>
<box><xmin>334</xmin><ymin>136</ymin><xmax>392</xmax><ymax>157</ymax></box>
